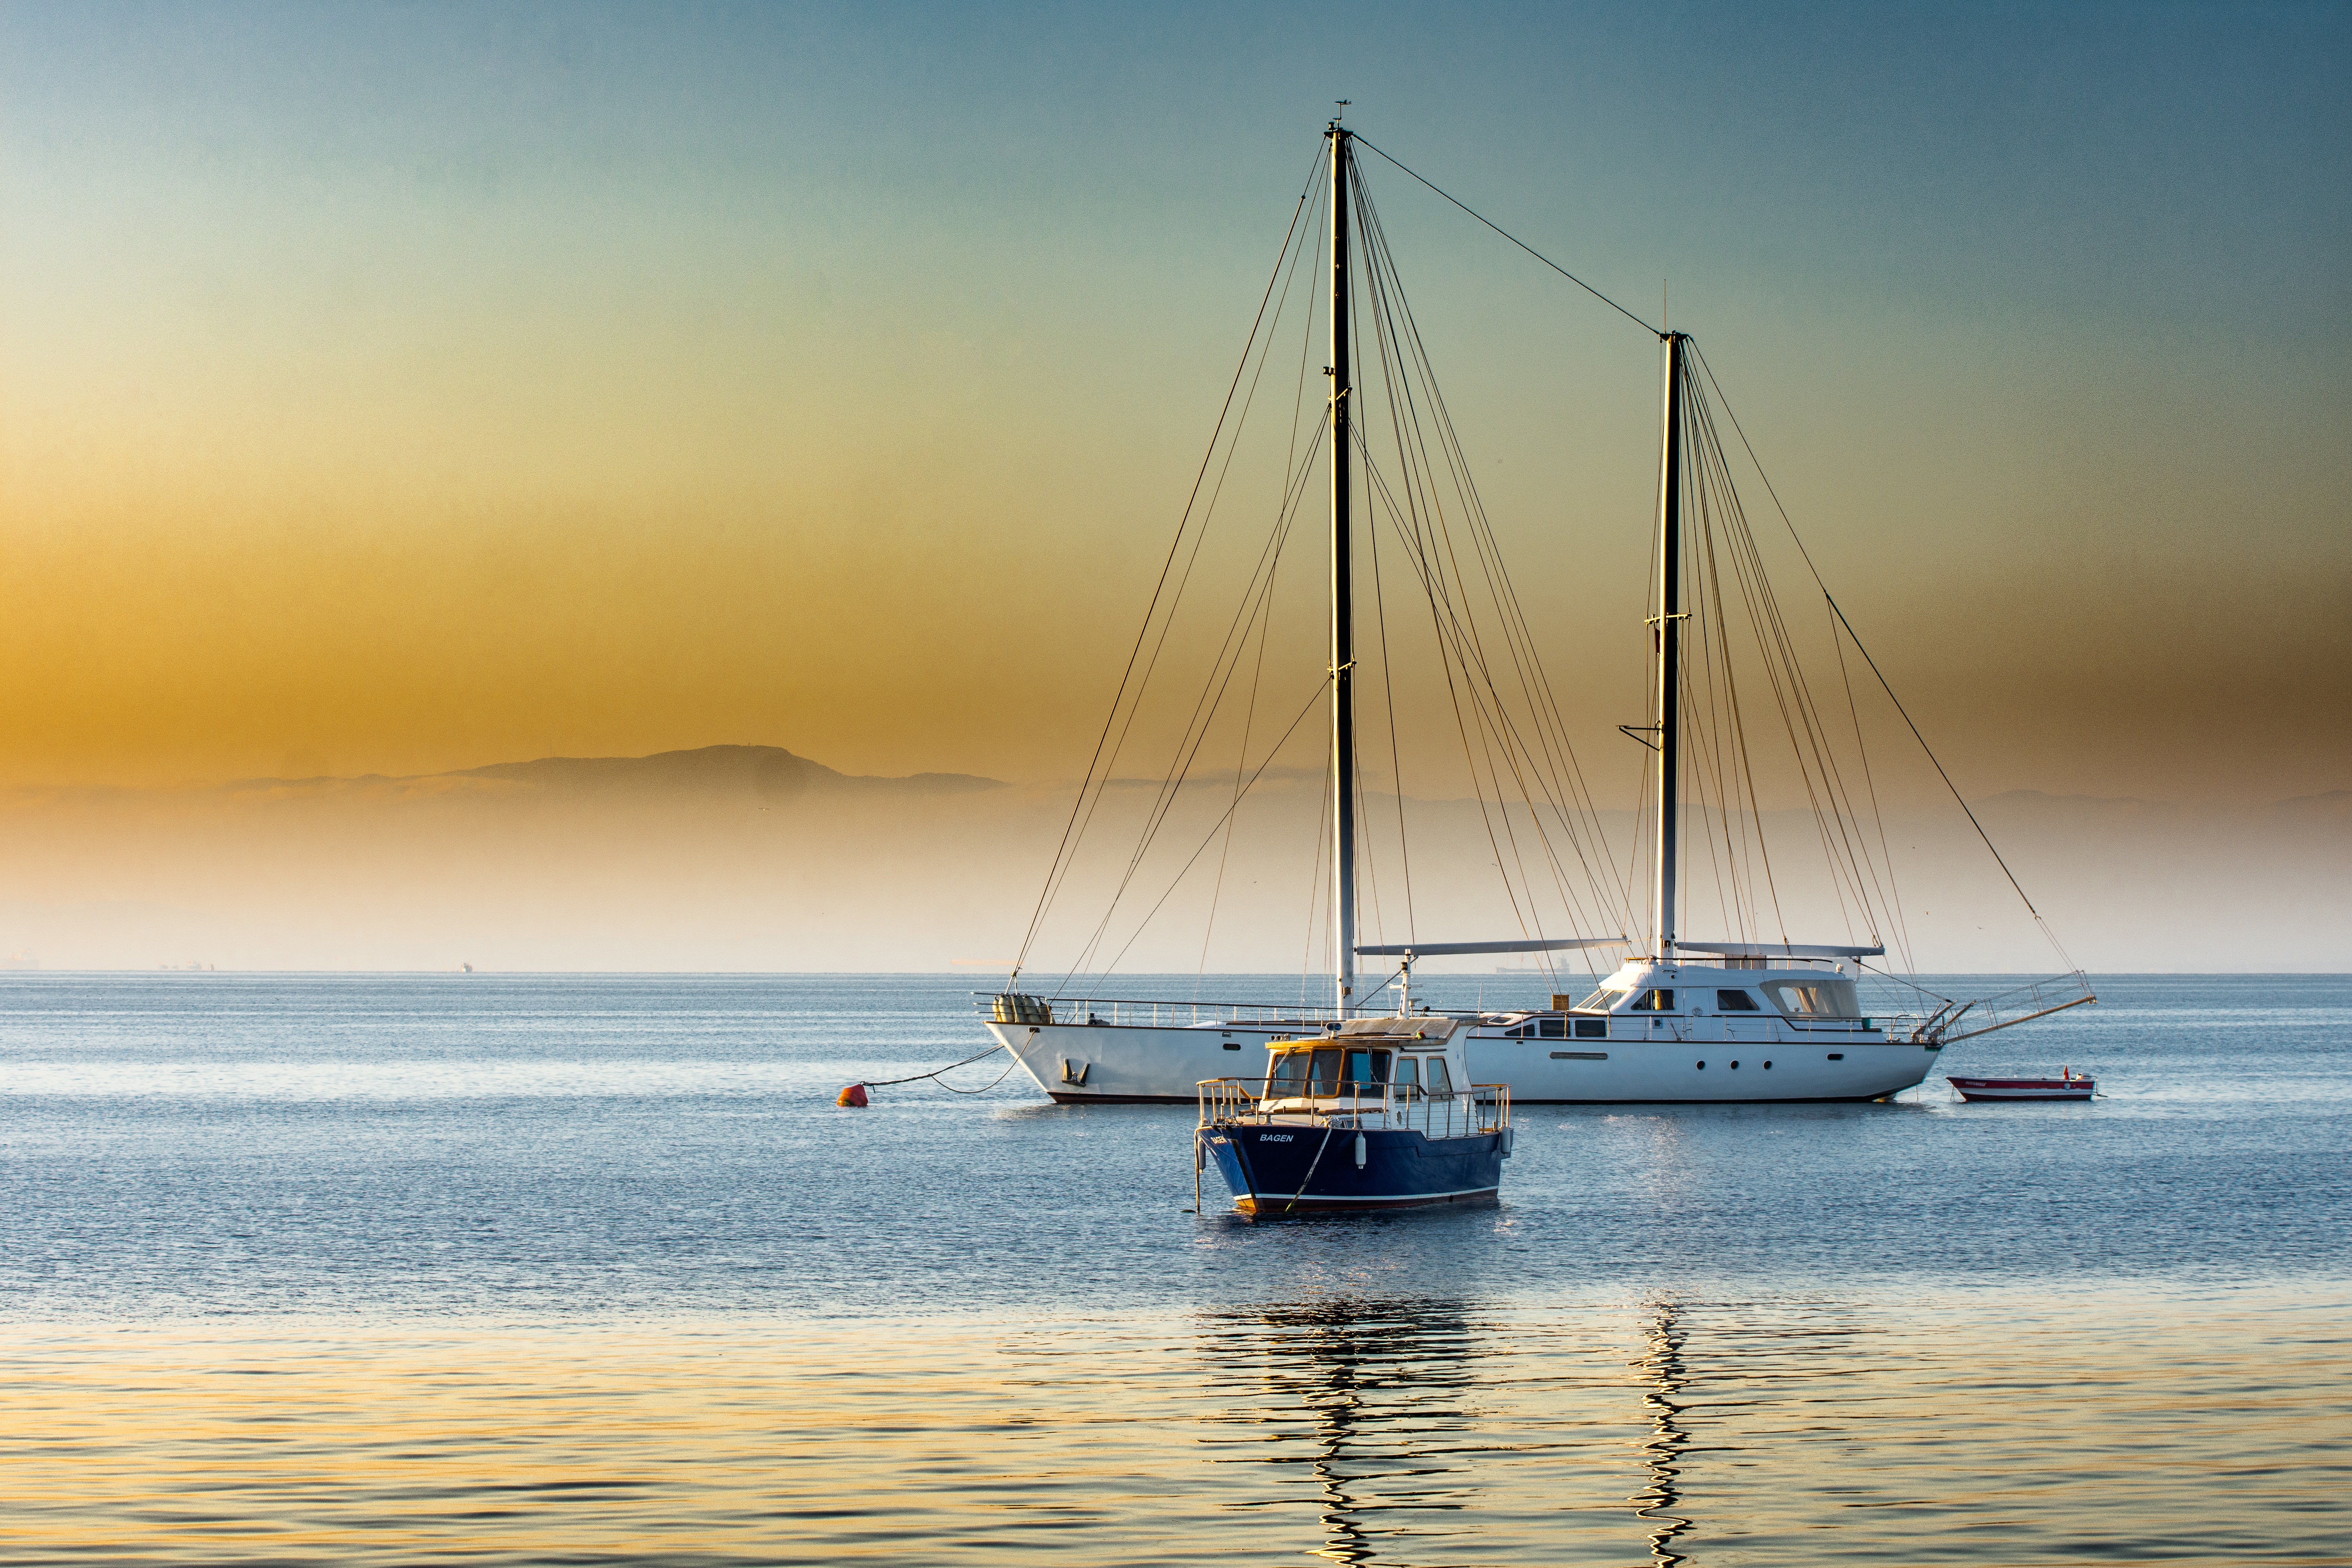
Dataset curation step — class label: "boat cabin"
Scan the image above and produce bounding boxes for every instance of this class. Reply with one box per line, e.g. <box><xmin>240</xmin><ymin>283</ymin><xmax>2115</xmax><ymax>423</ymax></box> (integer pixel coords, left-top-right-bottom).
<box><xmin>1265</xmin><ymin>1032</ymin><xmax>1459</xmax><ymax>1103</ymax></box>
<box><xmin>1223</xmin><ymin>1016</ymin><xmax>1504</xmax><ymax>1138</ymax></box>
<box><xmin>1484</xmin><ymin>955</ymin><xmax>1883</xmax><ymax>1043</ymax></box>
<box><xmin>1572</xmin><ymin>960</ymin><xmax>1864</xmax><ymax>1019</ymax></box>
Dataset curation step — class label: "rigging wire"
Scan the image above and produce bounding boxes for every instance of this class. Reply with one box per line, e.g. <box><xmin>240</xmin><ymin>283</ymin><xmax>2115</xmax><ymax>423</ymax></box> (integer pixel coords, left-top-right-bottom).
<box><xmin>1828</xmin><ymin>598</ymin><xmax>1917</xmax><ymax>973</ymax></box>
<box><xmin>1352</xmin><ymin>134</ymin><xmax>1660</xmax><ymax>337</ymax></box>
<box><xmin>1354</xmin><ymin>162</ymin><xmax>1634</xmax><ymax>922</ymax></box>
<box><xmin>1362</xmin><ymin>401</ymin><xmax>1418</xmax><ymax>950</ymax></box>
<box><xmin>1053</xmin><ymin>208</ymin><xmax>1338</xmax><ymax>985</ymax></box>
<box><xmin>1010</xmin><ymin>149</ymin><xmax>1323</xmax><ymax>981</ymax></box>
<box><xmin>1095</xmin><ymin>679</ymin><xmax>1336</xmax><ymax>977</ymax></box>
<box><xmin>1195</xmin><ymin>221</ymin><xmax>1327</xmax><ymax>987</ymax></box>
<box><xmin>1687</xmin><ymin>345</ymin><xmax>2079</xmax><ymax>972</ymax></box>
<box><xmin>1193</xmin><ymin>503</ymin><xmax>1284</xmax><ymax>988</ymax></box>
<box><xmin>1061</xmin><ymin>432</ymin><xmax>1328</xmax><ymax>983</ymax></box>
<box><xmin>1346</xmin><ymin>153</ymin><xmax>1633</xmax><ymax>955</ymax></box>
<box><xmin>1682</xmin><ymin>368</ymin><xmax>1878</xmax><ymax>946</ymax></box>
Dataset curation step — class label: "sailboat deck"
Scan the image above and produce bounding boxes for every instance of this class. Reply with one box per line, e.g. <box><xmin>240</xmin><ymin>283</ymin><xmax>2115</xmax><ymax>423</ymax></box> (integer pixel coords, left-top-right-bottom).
<box><xmin>984</xmin><ymin>992</ymin><xmax>1355</xmax><ymax>1031</ymax></box>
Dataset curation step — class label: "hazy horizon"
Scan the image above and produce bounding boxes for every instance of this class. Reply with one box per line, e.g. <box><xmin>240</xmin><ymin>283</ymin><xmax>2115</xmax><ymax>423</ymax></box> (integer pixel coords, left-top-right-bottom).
<box><xmin>2</xmin><ymin>740</ymin><xmax>2342</xmax><ymax>976</ymax></box>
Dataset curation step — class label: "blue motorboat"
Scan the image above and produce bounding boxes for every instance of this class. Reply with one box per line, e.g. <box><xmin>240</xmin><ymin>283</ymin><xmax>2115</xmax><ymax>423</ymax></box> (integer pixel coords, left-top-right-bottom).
<box><xmin>1197</xmin><ymin>1016</ymin><xmax>1511</xmax><ymax>1215</ymax></box>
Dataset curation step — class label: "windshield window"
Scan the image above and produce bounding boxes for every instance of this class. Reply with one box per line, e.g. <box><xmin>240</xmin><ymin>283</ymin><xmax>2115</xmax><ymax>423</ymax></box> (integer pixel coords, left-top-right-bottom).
<box><xmin>1342</xmin><ymin>1049</ymin><xmax>1389</xmax><ymax>1086</ymax></box>
<box><xmin>1270</xmin><ymin>1050</ymin><xmax>1309</xmax><ymax>1090</ymax></box>
<box><xmin>1308</xmin><ymin>1047</ymin><xmax>1342</xmax><ymax>1093</ymax></box>
<box><xmin>1763</xmin><ymin>979</ymin><xmax>1861</xmax><ymax>1018</ymax></box>
<box><xmin>1576</xmin><ymin>987</ymin><xmax>1630</xmax><ymax>1012</ymax></box>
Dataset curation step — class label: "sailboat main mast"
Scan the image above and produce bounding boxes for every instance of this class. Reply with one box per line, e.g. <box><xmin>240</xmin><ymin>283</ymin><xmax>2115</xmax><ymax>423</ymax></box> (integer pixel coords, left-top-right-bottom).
<box><xmin>1329</xmin><ymin>123</ymin><xmax>1357</xmax><ymax>1013</ymax></box>
<box><xmin>1653</xmin><ymin>331</ymin><xmax>1685</xmax><ymax>959</ymax></box>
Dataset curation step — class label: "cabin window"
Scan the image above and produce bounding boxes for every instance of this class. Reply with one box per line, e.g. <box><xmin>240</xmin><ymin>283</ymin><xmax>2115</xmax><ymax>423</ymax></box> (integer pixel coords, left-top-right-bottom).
<box><xmin>1392</xmin><ymin>1057</ymin><xmax>1422</xmax><ymax>1098</ymax></box>
<box><xmin>1764</xmin><ymin>980</ymin><xmax>1861</xmax><ymax>1018</ymax></box>
<box><xmin>1578</xmin><ymin>986</ymin><xmax>1632</xmax><ymax>1012</ymax></box>
<box><xmin>1424</xmin><ymin>1057</ymin><xmax>1454</xmax><ymax>1097</ymax></box>
<box><xmin>1716</xmin><ymin>990</ymin><xmax>1761</xmax><ymax>1011</ymax></box>
<box><xmin>1342</xmin><ymin>1049</ymin><xmax>1389</xmax><ymax>1086</ymax></box>
<box><xmin>1309</xmin><ymin>1047</ymin><xmax>1342</xmax><ymax>1093</ymax></box>
<box><xmin>1538</xmin><ymin>1017</ymin><xmax>1566</xmax><ymax>1039</ymax></box>
<box><xmin>1270</xmin><ymin>1051</ymin><xmax>1310</xmax><ymax>1091</ymax></box>
<box><xmin>1574</xmin><ymin>1018</ymin><xmax>1607</xmax><ymax>1039</ymax></box>
<box><xmin>1632</xmin><ymin>989</ymin><xmax>1676</xmax><ymax>1012</ymax></box>
<box><xmin>1503</xmin><ymin>1021</ymin><xmax>1534</xmax><ymax>1038</ymax></box>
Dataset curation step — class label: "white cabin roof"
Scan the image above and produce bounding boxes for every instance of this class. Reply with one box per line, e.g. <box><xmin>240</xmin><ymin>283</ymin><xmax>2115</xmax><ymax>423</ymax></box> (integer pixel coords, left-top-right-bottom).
<box><xmin>1675</xmin><ymin>940</ymin><xmax>1883</xmax><ymax>958</ymax></box>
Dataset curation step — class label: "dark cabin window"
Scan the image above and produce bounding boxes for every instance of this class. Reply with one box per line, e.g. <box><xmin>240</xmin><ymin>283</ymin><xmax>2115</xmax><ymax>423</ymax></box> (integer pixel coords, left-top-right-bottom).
<box><xmin>1574</xmin><ymin>1018</ymin><xmax>1607</xmax><ymax>1038</ymax></box>
<box><xmin>1504</xmin><ymin>1023</ymin><xmax>1533</xmax><ymax>1038</ymax></box>
<box><xmin>1538</xmin><ymin>1018</ymin><xmax>1566</xmax><ymax>1039</ymax></box>
<box><xmin>1633</xmin><ymin>989</ymin><xmax>1676</xmax><ymax>1012</ymax></box>
<box><xmin>1309</xmin><ymin>1047</ymin><xmax>1342</xmax><ymax>1093</ymax></box>
<box><xmin>1717</xmin><ymin>990</ymin><xmax>1761</xmax><ymax>1011</ymax></box>
<box><xmin>1342</xmin><ymin>1049</ymin><xmax>1389</xmax><ymax>1085</ymax></box>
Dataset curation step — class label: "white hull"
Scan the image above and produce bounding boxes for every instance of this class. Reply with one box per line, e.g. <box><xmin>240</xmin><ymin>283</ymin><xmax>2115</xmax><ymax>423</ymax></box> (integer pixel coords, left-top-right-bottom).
<box><xmin>986</xmin><ymin>1017</ymin><xmax>1937</xmax><ymax>1104</ymax></box>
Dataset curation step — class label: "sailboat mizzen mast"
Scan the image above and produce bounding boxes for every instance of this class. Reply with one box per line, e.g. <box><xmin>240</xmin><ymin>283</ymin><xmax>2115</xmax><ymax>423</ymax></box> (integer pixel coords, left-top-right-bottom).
<box><xmin>1328</xmin><ymin>122</ymin><xmax>1357</xmax><ymax>1015</ymax></box>
<box><xmin>1653</xmin><ymin>331</ymin><xmax>1685</xmax><ymax>961</ymax></box>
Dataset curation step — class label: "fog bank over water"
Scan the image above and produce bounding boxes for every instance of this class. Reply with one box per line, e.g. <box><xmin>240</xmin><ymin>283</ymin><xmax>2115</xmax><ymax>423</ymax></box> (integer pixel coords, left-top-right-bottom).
<box><xmin>0</xmin><ymin>746</ymin><xmax>2342</xmax><ymax>974</ymax></box>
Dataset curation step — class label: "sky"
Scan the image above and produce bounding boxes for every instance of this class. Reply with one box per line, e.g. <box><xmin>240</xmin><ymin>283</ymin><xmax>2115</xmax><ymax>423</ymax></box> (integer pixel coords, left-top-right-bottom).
<box><xmin>2</xmin><ymin>0</ymin><xmax>2346</xmax><ymax>808</ymax></box>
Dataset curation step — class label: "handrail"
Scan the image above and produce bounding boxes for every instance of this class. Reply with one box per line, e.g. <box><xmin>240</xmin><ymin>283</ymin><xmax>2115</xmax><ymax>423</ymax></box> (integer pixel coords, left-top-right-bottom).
<box><xmin>1195</xmin><ymin>1076</ymin><xmax>1509</xmax><ymax>1138</ymax></box>
<box><xmin>985</xmin><ymin>991</ymin><xmax>1358</xmax><ymax>1029</ymax></box>
<box><xmin>1925</xmin><ymin>972</ymin><xmax>2098</xmax><ymax>1044</ymax></box>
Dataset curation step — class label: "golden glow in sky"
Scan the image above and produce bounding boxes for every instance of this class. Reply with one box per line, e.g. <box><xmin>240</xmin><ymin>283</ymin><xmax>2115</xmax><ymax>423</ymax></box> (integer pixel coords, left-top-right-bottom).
<box><xmin>2</xmin><ymin>3</ymin><xmax>2345</xmax><ymax>803</ymax></box>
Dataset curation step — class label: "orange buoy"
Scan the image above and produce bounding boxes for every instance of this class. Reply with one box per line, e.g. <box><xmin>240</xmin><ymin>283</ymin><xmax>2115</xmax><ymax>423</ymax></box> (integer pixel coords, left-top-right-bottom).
<box><xmin>836</xmin><ymin>1083</ymin><xmax>869</xmax><ymax>1107</ymax></box>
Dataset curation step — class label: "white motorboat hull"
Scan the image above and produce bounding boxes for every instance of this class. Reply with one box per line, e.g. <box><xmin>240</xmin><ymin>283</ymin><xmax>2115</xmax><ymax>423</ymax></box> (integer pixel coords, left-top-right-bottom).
<box><xmin>986</xmin><ymin>1018</ymin><xmax>1936</xmax><ymax>1104</ymax></box>
<box><xmin>1464</xmin><ymin>1025</ymin><xmax>1935</xmax><ymax>1103</ymax></box>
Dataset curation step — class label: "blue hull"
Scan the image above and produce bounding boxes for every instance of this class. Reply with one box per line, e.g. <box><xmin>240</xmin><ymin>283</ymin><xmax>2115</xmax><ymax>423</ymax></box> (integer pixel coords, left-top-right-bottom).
<box><xmin>1203</xmin><ymin>1122</ymin><xmax>1505</xmax><ymax>1214</ymax></box>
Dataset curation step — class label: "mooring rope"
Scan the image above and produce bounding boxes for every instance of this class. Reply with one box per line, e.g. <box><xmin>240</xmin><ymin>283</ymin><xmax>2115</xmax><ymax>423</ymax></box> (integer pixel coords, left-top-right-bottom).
<box><xmin>846</xmin><ymin>1042</ymin><xmax>1011</xmax><ymax>1099</ymax></box>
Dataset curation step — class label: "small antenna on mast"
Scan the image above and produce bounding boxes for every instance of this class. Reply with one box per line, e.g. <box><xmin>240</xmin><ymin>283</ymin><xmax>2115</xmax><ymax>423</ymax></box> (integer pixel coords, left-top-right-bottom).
<box><xmin>1334</xmin><ymin>99</ymin><xmax>1350</xmax><ymax>122</ymax></box>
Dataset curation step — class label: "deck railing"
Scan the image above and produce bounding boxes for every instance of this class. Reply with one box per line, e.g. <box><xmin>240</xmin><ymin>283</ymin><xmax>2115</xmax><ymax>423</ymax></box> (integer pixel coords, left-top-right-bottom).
<box><xmin>1908</xmin><ymin>972</ymin><xmax>2098</xmax><ymax>1044</ymax></box>
<box><xmin>984</xmin><ymin>992</ymin><xmax>1356</xmax><ymax>1030</ymax></box>
<box><xmin>1196</xmin><ymin>1076</ymin><xmax>1509</xmax><ymax>1139</ymax></box>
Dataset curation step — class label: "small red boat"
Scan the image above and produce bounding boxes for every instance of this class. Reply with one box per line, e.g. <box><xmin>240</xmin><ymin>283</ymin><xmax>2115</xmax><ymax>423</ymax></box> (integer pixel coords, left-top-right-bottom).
<box><xmin>1947</xmin><ymin>1069</ymin><xmax>2094</xmax><ymax>1102</ymax></box>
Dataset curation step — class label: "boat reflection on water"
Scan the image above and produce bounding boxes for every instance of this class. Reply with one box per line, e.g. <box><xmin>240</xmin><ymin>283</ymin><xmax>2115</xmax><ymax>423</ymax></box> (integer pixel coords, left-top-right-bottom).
<box><xmin>1631</xmin><ymin>1300</ymin><xmax>1695</xmax><ymax>1568</ymax></box>
<box><xmin>1193</xmin><ymin>1297</ymin><xmax>1491</xmax><ymax>1564</ymax></box>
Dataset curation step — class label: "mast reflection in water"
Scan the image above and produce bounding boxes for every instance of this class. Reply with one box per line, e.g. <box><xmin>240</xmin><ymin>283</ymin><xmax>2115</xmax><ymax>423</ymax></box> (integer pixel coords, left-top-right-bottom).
<box><xmin>1631</xmin><ymin>1300</ymin><xmax>1695</xmax><ymax>1567</ymax></box>
<box><xmin>1194</xmin><ymin>1297</ymin><xmax>1496</xmax><ymax>1564</ymax></box>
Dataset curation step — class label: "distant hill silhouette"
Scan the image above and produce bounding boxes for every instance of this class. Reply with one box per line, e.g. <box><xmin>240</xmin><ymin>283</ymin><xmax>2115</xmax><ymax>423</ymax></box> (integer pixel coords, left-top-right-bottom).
<box><xmin>224</xmin><ymin>744</ymin><xmax>1004</xmax><ymax>800</ymax></box>
<box><xmin>448</xmin><ymin>744</ymin><xmax>1002</xmax><ymax>799</ymax></box>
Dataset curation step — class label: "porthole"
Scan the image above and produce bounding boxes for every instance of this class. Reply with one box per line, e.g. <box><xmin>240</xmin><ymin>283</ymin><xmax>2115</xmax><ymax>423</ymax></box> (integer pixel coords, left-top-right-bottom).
<box><xmin>1763</xmin><ymin>1060</ymin><xmax>1773</xmax><ymax>1069</ymax></box>
<box><xmin>1222</xmin><ymin>1041</ymin><xmax>1241</xmax><ymax>1051</ymax></box>
<box><xmin>1696</xmin><ymin>1060</ymin><xmax>1707</xmax><ymax>1070</ymax></box>
<box><xmin>1730</xmin><ymin>1060</ymin><xmax>1740</xmax><ymax>1069</ymax></box>
<box><xmin>1827</xmin><ymin>1053</ymin><xmax>1844</xmax><ymax>1061</ymax></box>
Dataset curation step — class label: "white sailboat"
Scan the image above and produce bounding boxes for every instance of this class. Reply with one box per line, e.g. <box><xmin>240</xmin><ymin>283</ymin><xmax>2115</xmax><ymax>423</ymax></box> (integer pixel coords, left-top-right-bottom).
<box><xmin>982</xmin><ymin>122</ymin><xmax>2090</xmax><ymax>1103</ymax></box>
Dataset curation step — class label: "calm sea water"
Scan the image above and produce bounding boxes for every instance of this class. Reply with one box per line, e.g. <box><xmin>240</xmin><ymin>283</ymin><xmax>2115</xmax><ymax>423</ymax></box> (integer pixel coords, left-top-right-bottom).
<box><xmin>1</xmin><ymin>972</ymin><xmax>2346</xmax><ymax>1565</ymax></box>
